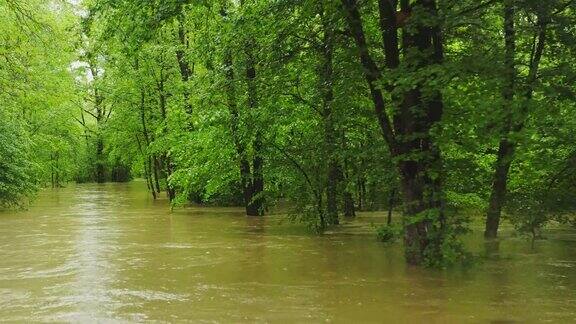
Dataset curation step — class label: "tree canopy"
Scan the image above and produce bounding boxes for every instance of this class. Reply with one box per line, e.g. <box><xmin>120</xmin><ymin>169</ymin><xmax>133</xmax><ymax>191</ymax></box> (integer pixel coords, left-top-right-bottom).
<box><xmin>1</xmin><ymin>0</ymin><xmax>575</xmax><ymax>266</ymax></box>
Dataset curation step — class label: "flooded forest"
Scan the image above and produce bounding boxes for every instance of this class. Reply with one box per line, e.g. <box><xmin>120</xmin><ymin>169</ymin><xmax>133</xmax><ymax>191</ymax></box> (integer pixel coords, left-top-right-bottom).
<box><xmin>1</xmin><ymin>0</ymin><xmax>576</xmax><ymax>322</ymax></box>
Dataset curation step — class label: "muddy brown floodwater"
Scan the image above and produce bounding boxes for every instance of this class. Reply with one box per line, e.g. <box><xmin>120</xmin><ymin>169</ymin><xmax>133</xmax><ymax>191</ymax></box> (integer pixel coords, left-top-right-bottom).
<box><xmin>0</xmin><ymin>181</ymin><xmax>575</xmax><ymax>322</ymax></box>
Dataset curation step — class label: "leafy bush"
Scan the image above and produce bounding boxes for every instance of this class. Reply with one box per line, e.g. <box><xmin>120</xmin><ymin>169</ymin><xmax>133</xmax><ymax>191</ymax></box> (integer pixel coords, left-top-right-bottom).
<box><xmin>0</xmin><ymin>120</ymin><xmax>40</xmax><ymax>208</ymax></box>
<box><xmin>376</xmin><ymin>224</ymin><xmax>401</xmax><ymax>243</ymax></box>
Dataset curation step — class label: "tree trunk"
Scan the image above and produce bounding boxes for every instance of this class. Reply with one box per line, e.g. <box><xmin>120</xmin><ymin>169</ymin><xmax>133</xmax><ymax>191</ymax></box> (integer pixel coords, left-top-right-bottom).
<box><xmin>221</xmin><ymin>14</ymin><xmax>259</xmax><ymax>215</ymax></box>
<box><xmin>147</xmin><ymin>157</ymin><xmax>157</xmax><ymax>199</ymax></box>
<box><xmin>175</xmin><ymin>13</ymin><xmax>195</xmax><ymax>130</ymax></box>
<box><xmin>340</xmin><ymin>133</ymin><xmax>356</xmax><ymax>218</ymax></box>
<box><xmin>485</xmin><ymin>0</ymin><xmax>516</xmax><ymax>238</ymax></box>
<box><xmin>152</xmin><ymin>156</ymin><xmax>162</xmax><ymax>194</ymax></box>
<box><xmin>157</xmin><ymin>70</ymin><xmax>175</xmax><ymax>201</ymax></box>
<box><xmin>398</xmin><ymin>0</ymin><xmax>445</xmax><ymax>265</ymax></box>
<box><xmin>485</xmin><ymin>2</ymin><xmax>548</xmax><ymax>238</ymax></box>
<box><xmin>244</xmin><ymin>36</ymin><xmax>264</xmax><ymax>216</ymax></box>
<box><xmin>342</xmin><ymin>0</ymin><xmax>446</xmax><ymax>265</ymax></box>
<box><xmin>51</xmin><ymin>153</ymin><xmax>55</xmax><ymax>188</ymax></box>
<box><xmin>485</xmin><ymin>140</ymin><xmax>514</xmax><ymax>237</ymax></box>
<box><xmin>387</xmin><ymin>188</ymin><xmax>395</xmax><ymax>225</ymax></box>
<box><xmin>319</xmin><ymin>2</ymin><xmax>339</xmax><ymax>225</ymax></box>
<box><xmin>95</xmin><ymin>137</ymin><xmax>105</xmax><ymax>183</ymax></box>
<box><xmin>248</xmin><ymin>140</ymin><xmax>264</xmax><ymax>216</ymax></box>
<box><xmin>326</xmin><ymin>164</ymin><xmax>339</xmax><ymax>224</ymax></box>
<box><xmin>55</xmin><ymin>153</ymin><xmax>60</xmax><ymax>187</ymax></box>
<box><xmin>219</xmin><ymin>3</ymin><xmax>265</xmax><ymax>216</ymax></box>
<box><xmin>136</xmin><ymin>134</ymin><xmax>157</xmax><ymax>199</ymax></box>
<box><xmin>343</xmin><ymin>191</ymin><xmax>356</xmax><ymax>217</ymax></box>
<box><xmin>88</xmin><ymin>57</ymin><xmax>107</xmax><ymax>184</ymax></box>
<box><xmin>358</xmin><ymin>177</ymin><xmax>366</xmax><ymax>211</ymax></box>
<box><xmin>138</xmin><ymin>88</ymin><xmax>157</xmax><ymax>199</ymax></box>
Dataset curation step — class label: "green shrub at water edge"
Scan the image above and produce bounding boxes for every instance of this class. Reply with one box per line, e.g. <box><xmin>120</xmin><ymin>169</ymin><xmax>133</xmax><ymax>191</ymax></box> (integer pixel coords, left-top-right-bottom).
<box><xmin>376</xmin><ymin>224</ymin><xmax>401</xmax><ymax>243</ymax></box>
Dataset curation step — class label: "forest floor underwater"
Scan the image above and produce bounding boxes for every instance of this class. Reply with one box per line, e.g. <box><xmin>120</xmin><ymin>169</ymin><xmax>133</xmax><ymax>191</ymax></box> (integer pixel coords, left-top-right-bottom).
<box><xmin>0</xmin><ymin>181</ymin><xmax>575</xmax><ymax>323</ymax></box>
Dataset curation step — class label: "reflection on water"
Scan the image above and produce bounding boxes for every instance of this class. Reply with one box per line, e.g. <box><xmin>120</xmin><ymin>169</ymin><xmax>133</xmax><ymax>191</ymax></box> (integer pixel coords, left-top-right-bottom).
<box><xmin>0</xmin><ymin>181</ymin><xmax>575</xmax><ymax>322</ymax></box>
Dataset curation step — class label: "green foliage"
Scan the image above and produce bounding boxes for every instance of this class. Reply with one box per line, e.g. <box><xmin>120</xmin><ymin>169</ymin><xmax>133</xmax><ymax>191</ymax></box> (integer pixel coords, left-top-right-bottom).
<box><xmin>76</xmin><ymin>0</ymin><xmax>575</xmax><ymax>265</ymax></box>
<box><xmin>0</xmin><ymin>0</ymin><xmax>81</xmax><ymax>206</ymax></box>
<box><xmin>0</xmin><ymin>118</ymin><xmax>39</xmax><ymax>207</ymax></box>
<box><xmin>376</xmin><ymin>224</ymin><xmax>401</xmax><ymax>243</ymax></box>
<box><xmin>1</xmin><ymin>0</ymin><xmax>575</xmax><ymax>267</ymax></box>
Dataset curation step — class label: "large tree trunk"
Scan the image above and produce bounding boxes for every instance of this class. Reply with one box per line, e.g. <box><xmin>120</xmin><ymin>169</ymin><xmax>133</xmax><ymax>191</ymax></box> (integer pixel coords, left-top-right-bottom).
<box><xmin>221</xmin><ymin>18</ymin><xmax>261</xmax><ymax>216</ymax></box>
<box><xmin>398</xmin><ymin>157</ymin><xmax>443</xmax><ymax>264</ymax></box>
<box><xmin>399</xmin><ymin>0</ymin><xmax>445</xmax><ymax>265</ymax></box>
<box><xmin>342</xmin><ymin>0</ymin><xmax>446</xmax><ymax>265</ymax></box>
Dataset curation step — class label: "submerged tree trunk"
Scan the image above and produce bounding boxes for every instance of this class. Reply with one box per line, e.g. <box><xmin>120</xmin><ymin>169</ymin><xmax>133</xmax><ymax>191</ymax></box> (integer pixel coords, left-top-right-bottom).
<box><xmin>319</xmin><ymin>3</ymin><xmax>339</xmax><ymax>226</ymax></box>
<box><xmin>485</xmin><ymin>2</ymin><xmax>547</xmax><ymax>238</ymax></box>
<box><xmin>220</xmin><ymin>4</ymin><xmax>264</xmax><ymax>216</ymax></box>
<box><xmin>485</xmin><ymin>142</ymin><xmax>514</xmax><ymax>238</ymax></box>
<box><xmin>342</xmin><ymin>0</ymin><xmax>446</xmax><ymax>265</ymax></box>
<box><xmin>95</xmin><ymin>136</ymin><xmax>105</xmax><ymax>183</ymax></box>
<box><xmin>137</xmin><ymin>87</ymin><xmax>157</xmax><ymax>199</ymax></box>
<box><xmin>156</xmin><ymin>69</ymin><xmax>175</xmax><ymax>201</ymax></box>
<box><xmin>326</xmin><ymin>163</ymin><xmax>339</xmax><ymax>224</ymax></box>
<box><xmin>94</xmin><ymin>96</ymin><xmax>106</xmax><ymax>184</ymax></box>
<box><xmin>87</xmin><ymin>56</ymin><xmax>107</xmax><ymax>184</ymax></box>
<box><xmin>51</xmin><ymin>152</ymin><xmax>61</xmax><ymax>188</ymax></box>
<box><xmin>399</xmin><ymin>0</ymin><xmax>446</xmax><ymax>265</ymax></box>
<box><xmin>343</xmin><ymin>191</ymin><xmax>356</xmax><ymax>217</ymax></box>
<box><xmin>341</xmin><ymin>135</ymin><xmax>356</xmax><ymax>218</ymax></box>
<box><xmin>244</xmin><ymin>26</ymin><xmax>264</xmax><ymax>216</ymax></box>
<box><xmin>485</xmin><ymin>0</ymin><xmax>516</xmax><ymax>238</ymax></box>
<box><xmin>221</xmin><ymin>20</ymin><xmax>259</xmax><ymax>216</ymax></box>
<box><xmin>152</xmin><ymin>156</ymin><xmax>162</xmax><ymax>194</ymax></box>
<box><xmin>357</xmin><ymin>176</ymin><xmax>366</xmax><ymax>211</ymax></box>
<box><xmin>387</xmin><ymin>188</ymin><xmax>395</xmax><ymax>225</ymax></box>
<box><xmin>136</xmin><ymin>135</ymin><xmax>157</xmax><ymax>199</ymax></box>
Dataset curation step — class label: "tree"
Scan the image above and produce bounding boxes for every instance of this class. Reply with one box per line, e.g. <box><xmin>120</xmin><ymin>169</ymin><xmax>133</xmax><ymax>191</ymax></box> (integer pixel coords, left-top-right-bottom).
<box><xmin>341</xmin><ymin>0</ymin><xmax>450</xmax><ymax>265</ymax></box>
